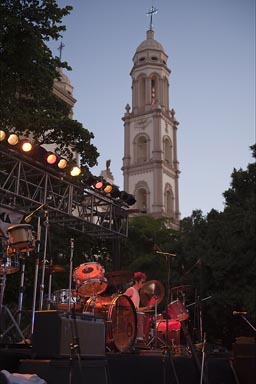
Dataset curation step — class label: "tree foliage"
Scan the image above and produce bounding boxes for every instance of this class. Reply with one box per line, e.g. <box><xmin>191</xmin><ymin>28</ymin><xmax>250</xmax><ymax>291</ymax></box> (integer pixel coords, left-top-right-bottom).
<box><xmin>119</xmin><ymin>145</ymin><xmax>256</xmax><ymax>346</ymax></box>
<box><xmin>0</xmin><ymin>0</ymin><xmax>99</xmax><ymax>169</ymax></box>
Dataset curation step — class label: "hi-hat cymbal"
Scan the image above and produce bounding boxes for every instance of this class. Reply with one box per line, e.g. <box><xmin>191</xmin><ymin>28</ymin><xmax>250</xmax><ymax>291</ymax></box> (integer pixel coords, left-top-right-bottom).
<box><xmin>39</xmin><ymin>264</ymin><xmax>65</xmax><ymax>273</ymax></box>
<box><xmin>170</xmin><ymin>285</ymin><xmax>193</xmax><ymax>294</ymax></box>
<box><xmin>105</xmin><ymin>270</ymin><xmax>133</xmax><ymax>286</ymax></box>
<box><xmin>140</xmin><ymin>280</ymin><xmax>165</xmax><ymax>307</ymax></box>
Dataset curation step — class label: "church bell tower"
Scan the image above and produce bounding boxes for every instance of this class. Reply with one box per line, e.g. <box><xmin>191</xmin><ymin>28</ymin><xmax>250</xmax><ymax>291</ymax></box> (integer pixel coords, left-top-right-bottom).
<box><xmin>122</xmin><ymin>18</ymin><xmax>180</xmax><ymax>229</ymax></box>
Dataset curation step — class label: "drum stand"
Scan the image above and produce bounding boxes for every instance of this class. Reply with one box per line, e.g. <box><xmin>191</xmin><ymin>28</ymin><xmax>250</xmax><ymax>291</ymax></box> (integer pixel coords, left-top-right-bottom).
<box><xmin>0</xmin><ymin>259</ymin><xmax>26</xmax><ymax>343</ymax></box>
<box><xmin>147</xmin><ymin>300</ymin><xmax>166</xmax><ymax>349</ymax></box>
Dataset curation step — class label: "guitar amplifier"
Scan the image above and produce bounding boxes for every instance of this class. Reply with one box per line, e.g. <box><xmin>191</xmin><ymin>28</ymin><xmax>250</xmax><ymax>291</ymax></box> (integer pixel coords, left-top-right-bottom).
<box><xmin>32</xmin><ymin>310</ymin><xmax>105</xmax><ymax>358</ymax></box>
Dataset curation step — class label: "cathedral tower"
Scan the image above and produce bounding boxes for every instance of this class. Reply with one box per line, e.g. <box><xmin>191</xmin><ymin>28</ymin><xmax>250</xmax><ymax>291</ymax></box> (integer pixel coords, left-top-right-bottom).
<box><xmin>122</xmin><ymin>25</ymin><xmax>180</xmax><ymax>229</ymax></box>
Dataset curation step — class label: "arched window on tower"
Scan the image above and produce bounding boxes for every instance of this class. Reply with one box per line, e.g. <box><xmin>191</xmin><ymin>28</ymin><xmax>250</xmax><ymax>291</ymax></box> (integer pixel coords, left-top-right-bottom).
<box><xmin>137</xmin><ymin>188</ymin><xmax>148</xmax><ymax>213</ymax></box>
<box><xmin>151</xmin><ymin>75</ymin><xmax>158</xmax><ymax>108</ymax></box>
<box><xmin>164</xmin><ymin>184</ymin><xmax>174</xmax><ymax>216</ymax></box>
<box><xmin>163</xmin><ymin>137</ymin><xmax>172</xmax><ymax>166</ymax></box>
<box><xmin>134</xmin><ymin>181</ymin><xmax>149</xmax><ymax>213</ymax></box>
<box><xmin>134</xmin><ymin>134</ymin><xmax>149</xmax><ymax>164</ymax></box>
<box><xmin>138</xmin><ymin>75</ymin><xmax>146</xmax><ymax>112</ymax></box>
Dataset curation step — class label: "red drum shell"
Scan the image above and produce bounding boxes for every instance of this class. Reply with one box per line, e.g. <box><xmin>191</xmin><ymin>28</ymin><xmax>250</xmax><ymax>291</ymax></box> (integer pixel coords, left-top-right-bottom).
<box><xmin>73</xmin><ymin>262</ymin><xmax>107</xmax><ymax>296</ymax></box>
<box><xmin>156</xmin><ymin>320</ymin><xmax>181</xmax><ymax>347</ymax></box>
<box><xmin>168</xmin><ymin>300</ymin><xmax>189</xmax><ymax>321</ymax></box>
<box><xmin>85</xmin><ymin>294</ymin><xmax>137</xmax><ymax>352</ymax></box>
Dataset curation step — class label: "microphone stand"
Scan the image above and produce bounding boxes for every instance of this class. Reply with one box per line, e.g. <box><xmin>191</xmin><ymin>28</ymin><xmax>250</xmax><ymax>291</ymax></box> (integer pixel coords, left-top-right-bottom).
<box><xmin>154</xmin><ymin>246</ymin><xmax>179</xmax><ymax>384</ymax></box>
<box><xmin>31</xmin><ymin>215</ymin><xmax>42</xmax><ymax>335</ymax></box>
<box><xmin>39</xmin><ymin>208</ymin><xmax>49</xmax><ymax>310</ymax></box>
<box><xmin>67</xmin><ymin>238</ymin><xmax>74</xmax><ymax>314</ymax></box>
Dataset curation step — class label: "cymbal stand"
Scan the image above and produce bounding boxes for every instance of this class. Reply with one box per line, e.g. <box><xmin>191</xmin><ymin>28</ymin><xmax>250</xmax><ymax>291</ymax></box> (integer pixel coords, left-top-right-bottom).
<box><xmin>39</xmin><ymin>208</ymin><xmax>49</xmax><ymax>310</ymax></box>
<box><xmin>67</xmin><ymin>238</ymin><xmax>74</xmax><ymax>314</ymax></box>
<box><xmin>156</xmin><ymin>248</ymin><xmax>180</xmax><ymax>384</ymax></box>
<box><xmin>146</xmin><ymin>299</ymin><xmax>166</xmax><ymax>349</ymax></box>
<box><xmin>0</xmin><ymin>248</ymin><xmax>26</xmax><ymax>342</ymax></box>
<box><xmin>31</xmin><ymin>215</ymin><xmax>42</xmax><ymax>335</ymax></box>
<box><xmin>16</xmin><ymin>252</ymin><xmax>27</xmax><ymax>326</ymax></box>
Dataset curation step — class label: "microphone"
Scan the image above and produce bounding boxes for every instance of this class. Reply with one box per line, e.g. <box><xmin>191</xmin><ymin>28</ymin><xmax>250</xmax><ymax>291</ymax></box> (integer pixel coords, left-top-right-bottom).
<box><xmin>24</xmin><ymin>203</ymin><xmax>46</xmax><ymax>223</ymax></box>
<box><xmin>233</xmin><ymin>311</ymin><xmax>247</xmax><ymax>316</ymax></box>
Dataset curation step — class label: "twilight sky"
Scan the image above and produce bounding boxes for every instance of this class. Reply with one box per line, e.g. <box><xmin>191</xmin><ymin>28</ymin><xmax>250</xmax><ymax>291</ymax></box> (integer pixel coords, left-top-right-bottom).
<box><xmin>51</xmin><ymin>0</ymin><xmax>255</xmax><ymax>218</ymax></box>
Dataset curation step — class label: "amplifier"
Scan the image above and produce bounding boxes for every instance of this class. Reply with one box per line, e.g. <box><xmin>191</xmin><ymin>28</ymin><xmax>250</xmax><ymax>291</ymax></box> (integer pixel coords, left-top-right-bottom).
<box><xmin>32</xmin><ymin>310</ymin><xmax>105</xmax><ymax>358</ymax></box>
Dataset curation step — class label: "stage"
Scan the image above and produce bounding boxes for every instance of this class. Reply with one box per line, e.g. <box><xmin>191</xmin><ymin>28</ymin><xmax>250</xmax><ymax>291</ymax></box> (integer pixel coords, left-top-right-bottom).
<box><xmin>0</xmin><ymin>344</ymin><xmax>240</xmax><ymax>384</ymax></box>
<box><xmin>0</xmin><ymin>308</ymin><xmax>255</xmax><ymax>384</ymax></box>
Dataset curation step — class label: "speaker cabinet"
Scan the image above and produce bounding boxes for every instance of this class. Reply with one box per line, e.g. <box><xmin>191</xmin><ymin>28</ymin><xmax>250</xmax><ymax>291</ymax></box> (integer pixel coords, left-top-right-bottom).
<box><xmin>32</xmin><ymin>310</ymin><xmax>105</xmax><ymax>358</ymax></box>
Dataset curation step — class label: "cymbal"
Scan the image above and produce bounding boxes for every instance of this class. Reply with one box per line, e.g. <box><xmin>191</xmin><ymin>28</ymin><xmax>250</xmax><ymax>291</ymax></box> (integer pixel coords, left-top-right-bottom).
<box><xmin>39</xmin><ymin>264</ymin><xmax>65</xmax><ymax>273</ymax></box>
<box><xmin>140</xmin><ymin>280</ymin><xmax>165</xmax><ymax>307</ymax></box>
<box><xmin>170</xmin><ymin>285</ymin><xmax>193</xmax><ymax>293</ymax></box>
<box><xmin>105</xmin><ymin>270</ymin><xmax>133</xmax><ymax>286</ymax></box>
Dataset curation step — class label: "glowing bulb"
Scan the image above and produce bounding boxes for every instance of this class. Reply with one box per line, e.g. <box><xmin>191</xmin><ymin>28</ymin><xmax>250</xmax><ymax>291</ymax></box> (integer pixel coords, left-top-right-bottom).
<box><xmin>0</xmin><ymin>130</ymin><xmax>6</xmax><ymax>141</ymax></box>
<box><xmin>46</xmin><ymin>153</ymin><xmax>57</xmax><ymax>165</ymax></box>
<box><xmin>70</xmin><ymin>166</ymin><xmax>81</xmax><ymax>176</ymax></box>
<box><xmin>21</xmin><ymin>141</ymin><xmax>32</xmax><ymax>152</ymax></box>
<box><xmin>58</xmin><ymin>158</ymin><xmax>68</xmax><ymax>169</ymax></box>
<box><xmin>8</xmin><ymin>134</ymin><xmax>19</xmax><ymax>146</ymax></box>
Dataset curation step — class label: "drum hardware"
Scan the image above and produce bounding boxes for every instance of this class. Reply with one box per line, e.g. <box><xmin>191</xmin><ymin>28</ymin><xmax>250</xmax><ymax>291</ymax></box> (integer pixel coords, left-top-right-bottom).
<box><xmin>186</xmin><ymin>294</ymin><xmax>212</xmax><ymax>343</ymax></box>
<box><xmin>39</xmin><ymin>208</ymin><xmax>49</xmax><ymax>310</ymax></box>
<box><xmin>41</xmin><ymin>263</ymin><xmax>66</xmax><ymax>311</ymax></box>
<box><xmin>139</xmin><ymin>279</ymin><xmax>165</xmax><ymax>349</ymax></box>
<box><xmin>0</xmin><ymin>237</ymin><xmax>26</xmax><ymax>343</ymax></box>
<box><xmin>153</xmin><ymin>246</ymin><xmax>180</xmax><ymax>384</ymax></box>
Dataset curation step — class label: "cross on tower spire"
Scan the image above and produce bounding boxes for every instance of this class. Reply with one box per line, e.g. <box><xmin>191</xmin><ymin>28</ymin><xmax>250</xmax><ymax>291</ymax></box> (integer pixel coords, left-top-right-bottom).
<box><xmin>146</xmin><ymin>5</ymin><xmax>158</xmax><ymax>31</ymax></box>
<box><xmin>58</xmin><ymin>41</ymin><xmax>65</xmax><ymax>60</ymax></box>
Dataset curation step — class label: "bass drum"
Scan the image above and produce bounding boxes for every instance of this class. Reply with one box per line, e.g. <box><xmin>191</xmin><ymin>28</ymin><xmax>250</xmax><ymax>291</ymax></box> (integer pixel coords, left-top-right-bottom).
<box><xmin>85</xmin><ymin>294</ymin><xmax>137</xmax><ymax>352</ymax></box>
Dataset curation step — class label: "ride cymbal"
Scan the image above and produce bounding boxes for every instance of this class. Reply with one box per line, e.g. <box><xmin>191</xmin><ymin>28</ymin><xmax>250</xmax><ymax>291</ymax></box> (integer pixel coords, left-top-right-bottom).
<box><xmin>39</xmin><ymin>264</ymin><xmax>65</xmax><ymax>273</ymax></box>
<box><xmin>170</xmin><ymin>285</ymin><xmax>193</xmax><ymax>294</ymax></box>
<box><xmin>140</xmin><ymin>280</ymin><xmax>165</xmax><ymax>307</ymax></box>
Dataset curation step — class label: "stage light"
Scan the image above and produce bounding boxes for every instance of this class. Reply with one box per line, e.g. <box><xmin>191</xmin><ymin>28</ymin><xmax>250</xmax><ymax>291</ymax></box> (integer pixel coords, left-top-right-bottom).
<box><xmin>70</xmin><ymin>166</ymin><xmax>82</xmax><ymax>177</ymax></box>
<box><xmin>58</xmin><ymin>158</ymin><xmax>68</xmax><ymax>169</ymax></box>
<box><xmin>120</xmin><ymin>191</ymin><xmax>136</xmax><ymax>206</ymax></box>
<box><xmin>20</xmin><ymin>139</ymin><xmax>33</xmax><ymax>153</ymax></box>
<box><xmin>95</xmin><ymin>180</ymin><xmax>104</xmax><ymax>190</ymax></box>
<box><xmin>46</xmin><ymin>152</ymin><xmax>58</xmax><ymax>165</ymax></box>
<box><xmin>103</xmin><ymin>183</ymin><xmax>113</xmax><ymax>194</ymax></box>
<box><xmin>110</xmin><ymin>185</ymin><xmax>121</xmax><ymax>198</ymax></box>
<box><xmin>0</xmin><ymin>130</ymin><xmax>6</xmax><ymax>142</ymax></box>
<box><xmin>7</xmin><ymin>134</ymin><xmax>19</xmax><ymax>146</ymax></box>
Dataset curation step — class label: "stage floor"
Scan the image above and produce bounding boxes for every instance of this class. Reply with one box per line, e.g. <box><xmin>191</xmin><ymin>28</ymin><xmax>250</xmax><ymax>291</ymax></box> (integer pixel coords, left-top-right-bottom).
<box><xmin>0</xmin><ymin>345</ymin><xmax>240</xmax><ymax>384</ymax></box>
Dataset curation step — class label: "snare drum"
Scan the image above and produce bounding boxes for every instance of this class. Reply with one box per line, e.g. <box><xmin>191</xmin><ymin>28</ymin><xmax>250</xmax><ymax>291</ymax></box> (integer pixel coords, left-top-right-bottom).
<box><xmin>168</xmin><ymin>300</ymin><xmax>189</xmax><ymax>321</ymax></box>
<box><xmin>7</xmin><ymin>224</ymin><xmax>34</xmax><ymax>252</ymax></box>
<box><xmin>85</xmin><ymin>294</ymin><xmax>137</xmax><ymax>352</ymax></box>
<box><xmin>51</xmin><ymin>289</ymin><xmax>84</xmax><ymax>312</ymax></box>
<box><xmin>73</xmin><ymin>262</ymin><xmax>107</xmax><ymax>296</ymax></box>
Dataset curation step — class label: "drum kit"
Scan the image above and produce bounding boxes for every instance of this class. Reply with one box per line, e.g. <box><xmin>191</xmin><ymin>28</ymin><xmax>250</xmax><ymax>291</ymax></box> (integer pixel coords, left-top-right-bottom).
<box><xmin>0</xmin><ymin>222</ymin><xmax>197</xmax><ymax>353</ymax></box>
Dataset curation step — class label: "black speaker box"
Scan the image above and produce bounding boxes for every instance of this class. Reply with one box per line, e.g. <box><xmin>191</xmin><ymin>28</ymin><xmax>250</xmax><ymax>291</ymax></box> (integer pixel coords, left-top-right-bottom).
<box><xmin>32</xmin><ymin>310</ymin><xmax>105</xmax><ymax>358</ymax></box>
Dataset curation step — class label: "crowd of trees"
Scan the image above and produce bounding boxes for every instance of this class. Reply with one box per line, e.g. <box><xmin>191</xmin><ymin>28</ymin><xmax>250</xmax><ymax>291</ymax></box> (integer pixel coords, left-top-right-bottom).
<box><xmin>1</xmin><ymin>1</ymin><xmax>255</xmax><ymax>348</ymax></box>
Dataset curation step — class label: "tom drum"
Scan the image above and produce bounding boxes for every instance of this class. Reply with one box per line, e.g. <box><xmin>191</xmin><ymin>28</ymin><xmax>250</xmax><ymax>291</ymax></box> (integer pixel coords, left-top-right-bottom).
<box><xmin>73</xmin><ymin>262</ymin><xmax>107</xmax><ymax>297</ymax></box>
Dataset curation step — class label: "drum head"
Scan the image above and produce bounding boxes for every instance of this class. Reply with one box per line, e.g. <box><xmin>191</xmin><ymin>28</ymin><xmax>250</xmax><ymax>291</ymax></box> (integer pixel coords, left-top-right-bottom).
<box><xmin>109</xmin><ymin>294</ymin><xmax>137</xmax><ymax>352</ymax></box>
<box><xmin>77</xmin><ymin>278</ymin><xmax>108</xmax><ymax>297</ymax></box>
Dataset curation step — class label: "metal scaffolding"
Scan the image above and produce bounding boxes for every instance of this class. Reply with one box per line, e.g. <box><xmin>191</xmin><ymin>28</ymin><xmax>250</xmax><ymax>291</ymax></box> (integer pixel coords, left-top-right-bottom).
<box><xmin>0</xmin><ymin>147</ymin><xmax>129</xmax><ymax>239</ymax></box>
